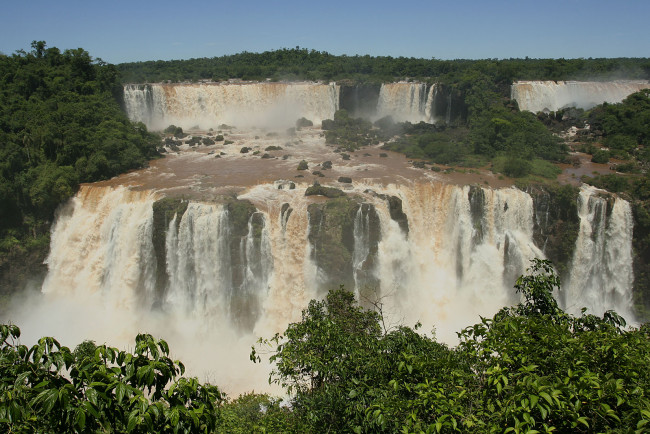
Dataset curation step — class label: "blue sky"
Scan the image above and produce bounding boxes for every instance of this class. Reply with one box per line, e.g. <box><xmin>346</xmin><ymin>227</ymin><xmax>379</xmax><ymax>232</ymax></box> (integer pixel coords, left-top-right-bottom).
<box><xmin>1</xmin><ymin>0</ymin><xmax>648</xmax><ymax>64</ymax></box>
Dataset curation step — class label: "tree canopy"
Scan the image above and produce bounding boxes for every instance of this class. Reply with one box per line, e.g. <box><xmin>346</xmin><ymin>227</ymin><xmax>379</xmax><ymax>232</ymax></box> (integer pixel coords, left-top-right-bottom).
<box><xmin>0</xmin><ymin>41</ymin><xmax>159</xmax><ymax>273</ymax></box>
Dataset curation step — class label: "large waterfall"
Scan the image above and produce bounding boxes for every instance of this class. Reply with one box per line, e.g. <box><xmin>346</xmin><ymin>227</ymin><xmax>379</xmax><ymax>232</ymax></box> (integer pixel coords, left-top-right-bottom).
<box><xmin>9</xmin><ymin>80</ymin><xmax>639</xmax><ymax>396</ymax></box>
<box><xmin>20</xmin><ymin>178</ymin><xmax>633</xmax><ymax>394</ymax></box>
<box><xmin>511</xmin><ymin>80</ymin><xmax>650</xmax><ymax>113</ymax></box>
<box><xmin>123</xmin><ymin>82</ymin><xmax>340</xmax><ymax>130</ymax></box>
<box><xmin>124</xmin><ymin>82</ymin><xmax>447</xmax><ymax>129</ymax></box>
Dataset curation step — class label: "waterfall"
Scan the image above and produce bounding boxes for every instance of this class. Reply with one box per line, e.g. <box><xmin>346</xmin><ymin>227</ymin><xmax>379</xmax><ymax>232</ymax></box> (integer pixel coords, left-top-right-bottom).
<box><xmin>512</xmin><ymin>80</ymin><xmax>650</xmax><ymax>113</ymax></box>
<box><xmin>565</xmin><ymin>186</ymin><xmax>634</xmax><ymax>318</ymax></box>
<box><xmin>42</xmin><ymin>186</ymin><xmax>159</xmax><ymax>308</ymax></box>
<box><xmin>164</xmin><ymin>202</ymin><xmax>232</xmax><ymax>320</ymax></box>
<box><xmin>123</xmin><ymin>82</ymin><xmax>340</xmax><ymax>130</ymax></box>
<box><xmin>423</xmin><ymin>84</ymin><xmax>437</xmax><ymax>123</ymax></box>
<box><xmin>20</xmin><ymin>180</ymin><xmax>636</xmax><ymax>394</ymax></box>
<box><xmin>376</xmin><ymin>82</ymin><xmax>430</xmax><ymax>123</ymax></box>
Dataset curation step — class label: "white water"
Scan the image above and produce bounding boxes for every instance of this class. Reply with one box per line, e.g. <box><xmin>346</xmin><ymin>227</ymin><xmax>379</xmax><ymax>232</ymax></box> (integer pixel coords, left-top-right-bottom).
<box><xmin>11</xmin><ymin>179</ymin><xmax>635</xmax><ymax>395</ymax></box>
<box><xmin>123</xmin><ymin>82</ymin><xmax>340</xmax><ymax>130</ymax></box>
<box><xmin>124</xmin><ymin>81</ymin><xmax>447</xmax><ymax>129</ymax></box>
<box><xmin>565</xmin><ymin>186</ymin><xmax>635</xmax><ymax>319</ymax></box>
<box><xmin>512</xmin><ymin>80</ymin><xmax>650</xmax><ymax>113</ymax></box>
<box><xmin>376</xmin><ymin>82</ymin><xmax>432</xmax><ymax>123</ymax></box>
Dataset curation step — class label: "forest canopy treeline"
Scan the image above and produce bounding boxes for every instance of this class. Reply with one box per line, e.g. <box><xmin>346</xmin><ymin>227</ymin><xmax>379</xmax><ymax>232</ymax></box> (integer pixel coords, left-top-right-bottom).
<box><xmin>117</xmin><ymin>47</ymin><xmax>650</xmax><ymax>85</ymax></box>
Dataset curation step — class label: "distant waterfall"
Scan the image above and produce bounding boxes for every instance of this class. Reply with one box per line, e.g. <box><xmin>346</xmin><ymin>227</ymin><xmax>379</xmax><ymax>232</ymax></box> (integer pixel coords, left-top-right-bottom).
<box><xmin>511</xmin><ymin>80</ymin><xmax>650</xmax><ymax>113</ymax></box>
<box><xmin>123</xmin><ymin>82</ymin><xmax>340</xmax><ymax>130</ymax></box>
<box><xmin>376</xmin><ymin>82</ymin><xmax>431</xmax><ymax>123</ymax></box>
<box><xmin>565</xmin><ymin>186</ymin><xmax>634</xmax><ymax>318</ymax></box>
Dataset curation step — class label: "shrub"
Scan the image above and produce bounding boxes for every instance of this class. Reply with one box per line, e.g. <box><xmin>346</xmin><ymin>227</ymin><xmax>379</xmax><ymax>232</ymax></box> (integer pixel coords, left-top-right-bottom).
<box><xmin>591</xmin><ymin>150</ymin><xmax>610</xmax><ymax>164</ymax></box>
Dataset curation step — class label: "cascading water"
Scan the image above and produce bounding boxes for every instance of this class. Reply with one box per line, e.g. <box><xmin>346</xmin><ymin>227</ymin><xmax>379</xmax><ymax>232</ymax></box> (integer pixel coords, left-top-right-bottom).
<box><xmin>376</xmin><ymin>82</ymin><xmax>430</xmax><ymax>123</ymax></box>
<box><xmin>22</xmin><ymin>178</ymin><xmax>635</xmax><ymax>394</ymax></box>
<box><xmin>512</xmin><ymin>80</ymin><xmax>650</xmax><ymax>113</ymax></box>
<box><xmin>123</xmin><ymin>82</ymin><xmax>340</xmax><ymax>130</ymax></box>
<box><xmin>565</xmin><ymin>186</ymin><xmax>634</xmax><ymax>318</ymax></box>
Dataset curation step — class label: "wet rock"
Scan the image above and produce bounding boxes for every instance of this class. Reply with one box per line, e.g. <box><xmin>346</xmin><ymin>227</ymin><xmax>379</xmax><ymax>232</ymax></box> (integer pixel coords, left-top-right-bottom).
<box><xmin>305</xmin><ymin>185</ymin><xmax>346</xmax><ymax>198</ymax></box>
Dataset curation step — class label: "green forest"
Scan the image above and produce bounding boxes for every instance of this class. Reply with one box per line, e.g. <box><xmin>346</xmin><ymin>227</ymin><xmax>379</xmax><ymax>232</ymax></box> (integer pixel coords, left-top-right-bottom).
<box><xmin>0</xmin><ymin>42</ymin><xmax>160</xmax><ymax>293</ymax></box>
<box><xmin>2</xmin><ymin>261</ymin><xmax>650</xmax><ymax>432</ymax></box>
<box><xmin>117</xmin><ymin>47</ymin><xmax>650</xmax><ymax>85</ymax></box>
<box><xmin>1</xmin><ymin>42</ymin><xmax>650</xmax><ymax>432</ymax></box>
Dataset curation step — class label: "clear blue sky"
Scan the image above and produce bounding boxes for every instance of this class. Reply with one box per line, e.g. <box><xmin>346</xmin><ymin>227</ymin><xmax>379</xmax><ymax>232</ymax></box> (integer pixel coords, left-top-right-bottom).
<box><xmin>1</xmin><ymin>0</ymin><xmax>648</xmax><ymax>64</ymax></box>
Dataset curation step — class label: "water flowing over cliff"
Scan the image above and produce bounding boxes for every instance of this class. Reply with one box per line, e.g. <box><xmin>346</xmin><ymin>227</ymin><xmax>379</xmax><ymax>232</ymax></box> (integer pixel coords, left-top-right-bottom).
<box><xmin>565</xmin><ymin>186</ymin><xmax>635</xmax><ymax>319</ymax></box>
<box><xmin>27</xmin><ymin>179</ymin><xmax>633</xmax><ymax>394</ymax></box>
<box><xmin>124</xmin><ymin>82</ymin><xmax>463</xmax><ymax>129</ymax></box>
<box><xmin>512</xmin><ymin>80</ymin><xmax>650</xmax><ymax>113</ymax></box>
<box><xmin>123</xmin><ymin>82</ymin><xmax>340</xmax><ymax>130</ymax></box>
<box><xmin>376</xmin><ymin>82</ymin><xmax>436</xmax><ymax>123</ymax></box>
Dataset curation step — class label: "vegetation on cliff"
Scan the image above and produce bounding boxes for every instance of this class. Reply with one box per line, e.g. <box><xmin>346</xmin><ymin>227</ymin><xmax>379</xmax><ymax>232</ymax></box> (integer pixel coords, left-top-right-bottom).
<box><xmin>0</xmin><ymin>41</ymin><xmax>159</xmax><ymax>294</ymax></box>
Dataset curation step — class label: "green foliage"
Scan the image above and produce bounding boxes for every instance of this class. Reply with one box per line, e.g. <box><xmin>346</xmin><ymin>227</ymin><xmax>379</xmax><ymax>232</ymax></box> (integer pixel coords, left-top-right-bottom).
<box><xmin>0</xmin><ymin>42</ymin><xmax>159</xmax><ymax>260</ymax></box>
<box><xmin>322</xmin><ymin>109</ymin><xmax>378</xmax><ymax>151</ymax></box>
<box><xmin>253</xmin><ymin>260</ymin><xmax>650</xmax><ymax>433</ymax></box>
<box><xmin>591</xmin><ymin>149</ymin><xmax>610</xmax><ymax>164</ymax></box>
<box><xmin>0</xmin><ymin>324</ymin><xmax>223</xmax><ymax>433</ymax></box>
<box><xmin>470</xmin><ymin>106</ymin><xmax>566</xmax><ymax>162</ymax></box>
<box><xmin>117</xmin><ymin>48</ymin><xmax>650</xmax><ymax>84</ymax></box>
<box><xmin>217</xmin><ymin>393</ymin><xmax>302</xmax><ymax>433</ymax></box>
<box><xmin>164</xmin><ymin>124</ymin><xmax>185</xmax><ymax>138</ymax></box>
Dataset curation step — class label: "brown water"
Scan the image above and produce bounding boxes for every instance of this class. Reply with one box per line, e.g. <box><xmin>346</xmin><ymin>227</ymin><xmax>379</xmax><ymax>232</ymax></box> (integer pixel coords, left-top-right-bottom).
<box><xmin>95</xmin><ymin>127</ymin><xmax>514</xmax><ymax>197</ymax></box>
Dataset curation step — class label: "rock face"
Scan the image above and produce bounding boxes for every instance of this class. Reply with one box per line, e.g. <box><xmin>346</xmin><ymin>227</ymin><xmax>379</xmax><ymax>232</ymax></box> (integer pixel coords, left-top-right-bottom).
<box><xmin>305</xmin><ymin>185</ymin><xmax>346</xmax><ymax>198</ymax></box>
<box><xmin>338</xmin><ymin>83</ymin><xmax>382</xmax><ymax>118</ymax></box>
<box><xmin>152</xmin><ymin>197</ymin><xmax>189</xmax><ymax>304</ymax></box>
<box><xmin>307</xmin><ymin>197</ymin><xmax>381</xmax><ymax>295</ymax></box>
<box><xmin>527</xmin><ymin>184</ymin><xmax>580</xmax><ymax>277</ymax></box>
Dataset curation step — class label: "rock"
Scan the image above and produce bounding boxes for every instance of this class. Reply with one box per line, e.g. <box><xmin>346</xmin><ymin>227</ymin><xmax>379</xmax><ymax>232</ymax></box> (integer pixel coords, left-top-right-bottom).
<box><xmin>412</xmin><ymin>161</ymin><xmax>426</xmax><ymax>169</ymax></box>
<box><xmin>305</xmin><ymin>185</ymin><xmax>346</xmax><ymax>198</ymax></box>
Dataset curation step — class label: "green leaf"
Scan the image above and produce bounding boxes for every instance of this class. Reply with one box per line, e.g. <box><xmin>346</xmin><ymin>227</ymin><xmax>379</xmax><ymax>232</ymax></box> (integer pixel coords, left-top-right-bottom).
<box><xmin>83</xmin><ymin>401</ymin><xmax>100</xmax><ymax>419</ymax></box>
<box><xmin>116</xmin><ymin>382</ymin><xmax>126</xmax><ymax>404</ymax></box>
<box><xmin>170</xmin><ymin>407</ymin><xmax>180</xmax><ymax>427</ymax></box>
<box><xmin>127</xmin><ymin>409</ymin><xmax>139</xmax><ymax>432</ymax></box>
<box><xmin>43</xmin><ymin>389</ymin><xmax>58</xmax><ymax>413</ymax></box>
<box><xmin>75</xmin><ymin>408</ymin><xmax>86</xmax><ymax>430</ymax></box>
<box><xmin>539</xmin><ymin>392</ymin><xmax>552</xmax><ymax>405</ymax></box>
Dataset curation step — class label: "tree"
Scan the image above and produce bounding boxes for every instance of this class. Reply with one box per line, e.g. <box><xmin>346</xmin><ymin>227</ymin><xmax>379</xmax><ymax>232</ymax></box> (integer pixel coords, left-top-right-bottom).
<box><xmin>0</xmin><ymin>325</ymin><xmax>223</xmax><ymax>433</ymax></box>
<box><xmin>254</xmin><ymin>261</ymin><xmax>650</xmax><ymax>433</ymax></box>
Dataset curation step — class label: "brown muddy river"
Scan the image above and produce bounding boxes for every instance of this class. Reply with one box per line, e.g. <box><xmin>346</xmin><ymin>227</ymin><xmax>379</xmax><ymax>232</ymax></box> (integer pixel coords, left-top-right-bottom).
<box><xmin>94</xmin><ymin>127</ymin><xmax>517</xmax><ymax>197</ymax></box>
